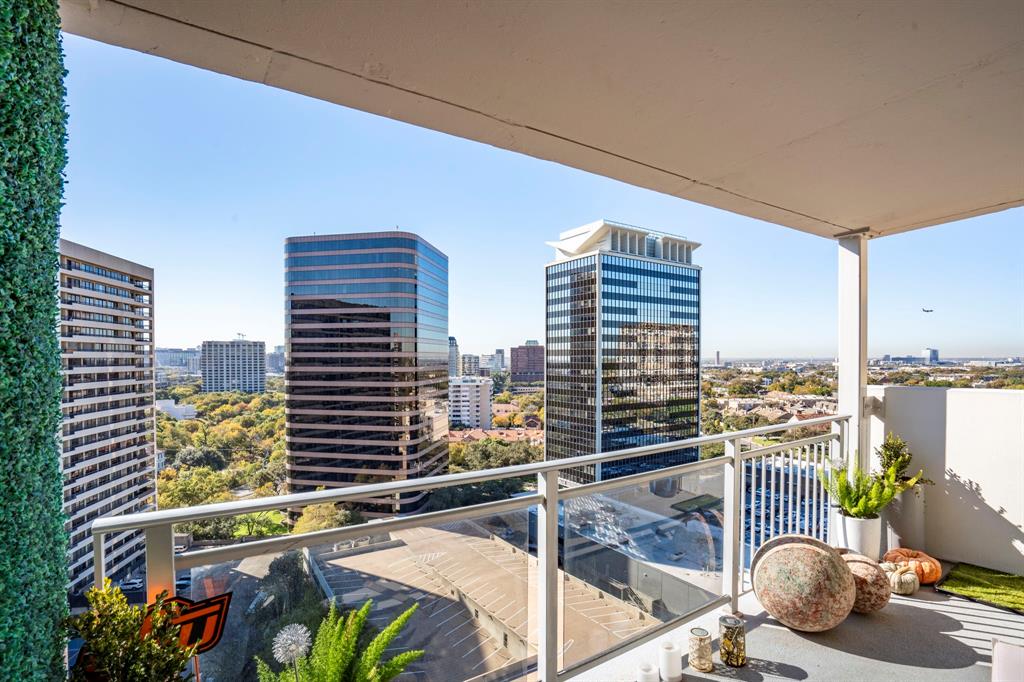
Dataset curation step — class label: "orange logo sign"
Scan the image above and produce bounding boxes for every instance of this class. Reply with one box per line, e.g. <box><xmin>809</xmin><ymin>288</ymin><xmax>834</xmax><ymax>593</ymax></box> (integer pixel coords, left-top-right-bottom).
<box><xmin>141</xmin><ymin>592</ymin><xmax>232</xmax><ymax>654</ymax></box>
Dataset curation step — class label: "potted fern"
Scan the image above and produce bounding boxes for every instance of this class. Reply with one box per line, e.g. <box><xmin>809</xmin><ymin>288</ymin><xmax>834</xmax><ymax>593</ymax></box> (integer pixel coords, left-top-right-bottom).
<box><xmin>876</xmin><ymin>432</ymin><xmax>931</xmax><ymax>550</ymax></box>
<box><xmin>256</xmin><ymin>599</ymin><xmax>423</xmax><ymax>682</ymax></box>
<box><xmin>820</xmin><ymin>463</ymin><xmax>919</xmax><ymax>560</ymax></box>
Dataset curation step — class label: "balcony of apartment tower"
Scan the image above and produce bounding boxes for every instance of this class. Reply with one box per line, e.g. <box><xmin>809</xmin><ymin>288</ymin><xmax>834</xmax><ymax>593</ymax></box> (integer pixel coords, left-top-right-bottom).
<box><xmin>3</xmin><ymin>2</ymin><xmax>1021</xmax><ymax>681</ymax></box>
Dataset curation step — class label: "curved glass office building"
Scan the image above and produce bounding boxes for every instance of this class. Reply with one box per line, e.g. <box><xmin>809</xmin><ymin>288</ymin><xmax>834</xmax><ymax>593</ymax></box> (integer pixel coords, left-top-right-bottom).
<box><xmin>546</xmin><ymin>220</ymin><xmax>701</xmax><ymax>485</ymax></box>
<box><xmin>284</xmin><ymin>232</ymin><xmax>449</xmax><ymax>516</ymax></box>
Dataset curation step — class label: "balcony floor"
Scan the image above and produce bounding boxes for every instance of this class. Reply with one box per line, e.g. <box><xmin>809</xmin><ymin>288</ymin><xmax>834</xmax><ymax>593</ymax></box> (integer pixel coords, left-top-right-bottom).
<box><xmin>579</xmin><ymin>585</ymin><xmax>1024</xmax><ymax>681</ymax></box>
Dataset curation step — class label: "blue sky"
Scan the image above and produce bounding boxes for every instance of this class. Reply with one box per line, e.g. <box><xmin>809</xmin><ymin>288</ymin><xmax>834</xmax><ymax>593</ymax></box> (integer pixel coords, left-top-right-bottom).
<box><xmin>60</xmin><ymin>35</ymin><xmax>1023</xmax><ymax>359</ymax></box>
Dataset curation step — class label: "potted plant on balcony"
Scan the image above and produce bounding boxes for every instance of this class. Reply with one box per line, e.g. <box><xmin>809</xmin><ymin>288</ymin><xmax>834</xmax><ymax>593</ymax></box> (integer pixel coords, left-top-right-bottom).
<box><xmin>65</xmin><ymin>579</ymin><xmax>198</xmax><ymax>681</ymax></box>
<box><xmin>256</xmin><ymin>599</ymin><xmax>423</xmax><ymax>682</ymax></box>
<box><xmin>820</xmin><ymin>463</ymin><xmax>917</xmax><ymax>560</ymax></box>
<box><xmin>875</xmin><ymin>432</ymin><xmax>933</xmax><ymax>550</ymax></box>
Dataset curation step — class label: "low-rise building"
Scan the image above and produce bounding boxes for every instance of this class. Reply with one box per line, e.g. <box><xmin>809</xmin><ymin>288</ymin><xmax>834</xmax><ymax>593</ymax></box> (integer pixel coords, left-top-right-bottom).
<box><xmin>154</xmin><ymin>399</ymin><xmax>198</xmax><ymax>420</ymax></box>
<box><xmin>449</xmin><ymin>428</ymin><xmax>544</xmax><ymax>446</ymax></box>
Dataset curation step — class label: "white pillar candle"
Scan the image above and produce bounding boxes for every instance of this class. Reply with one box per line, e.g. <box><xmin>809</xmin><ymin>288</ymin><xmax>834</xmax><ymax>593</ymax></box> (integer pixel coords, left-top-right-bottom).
<box><xmin>658</xmin><ymin>640</ymin><xmax>683</xmax><ymax>682</ymax></box>
<box><xmin>636</xmin><ymin>662</ymin><xmax>660</xmax><ymax>682</ymax></box>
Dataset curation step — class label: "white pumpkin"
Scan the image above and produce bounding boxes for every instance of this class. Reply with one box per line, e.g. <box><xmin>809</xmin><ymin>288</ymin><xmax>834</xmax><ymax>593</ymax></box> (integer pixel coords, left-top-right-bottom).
<box><xmin>884</xmin><ymin>564</ymin><xmax>920</xmax><ymax>595</ymax></box>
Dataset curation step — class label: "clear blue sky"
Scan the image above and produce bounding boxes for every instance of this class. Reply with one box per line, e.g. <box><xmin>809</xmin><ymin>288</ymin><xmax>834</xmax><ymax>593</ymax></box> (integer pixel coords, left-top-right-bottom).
<box><xmin>60</xmin><ymin>35</ymin><xmax>1023</xmax><ymax>359</ymax></box>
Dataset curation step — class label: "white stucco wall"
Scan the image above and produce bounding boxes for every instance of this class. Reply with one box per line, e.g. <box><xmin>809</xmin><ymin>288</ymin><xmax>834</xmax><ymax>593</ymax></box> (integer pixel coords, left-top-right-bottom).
<box><xmin>867</xmin><ymin>386</ymin><xmax>1024</xmax><ymax>574</ymax></box>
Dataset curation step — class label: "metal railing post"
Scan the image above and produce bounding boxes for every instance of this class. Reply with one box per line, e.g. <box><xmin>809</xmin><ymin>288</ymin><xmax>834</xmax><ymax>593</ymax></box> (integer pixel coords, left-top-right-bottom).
<box><xmin>537</xmin><ymin>470</ymin><xmax>559</xmax><ymax>681</ymax></box>
<box><xmin>145</xmin><ymin>524</ymin><xmax>176</xmax><ymax>603</ymax></box>
<box><xmin>722</xmin><ymin>438</ymin><xmax>742</xmax><ymax>614</ymax></box>
<box><xmin>93</xmin><ymin>533</ymin><xmax>106</xmax><ymax>586</ymax></box>
<box><xmin>836</xmin><ymin>417</ymin><xmax>849</xmax><ymax>467</ymax></box>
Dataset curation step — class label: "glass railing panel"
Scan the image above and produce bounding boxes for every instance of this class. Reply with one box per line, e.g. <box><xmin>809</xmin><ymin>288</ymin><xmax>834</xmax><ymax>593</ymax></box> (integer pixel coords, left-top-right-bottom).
<box><xmin>180</xmin><ymin>505</ymin><xmax>535</xmax><ymax>682</ymax></box>
<box><xmin>560</xmin><ymin>465</ymin><xmax>725</xmax><ymax>669</ymax></box>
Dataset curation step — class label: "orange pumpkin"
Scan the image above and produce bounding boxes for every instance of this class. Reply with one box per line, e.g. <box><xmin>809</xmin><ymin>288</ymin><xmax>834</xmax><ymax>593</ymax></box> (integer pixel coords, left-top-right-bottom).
<box><xmin>883</xmin><ymin>548</ymin><xmax>942</xmax><ymax>585</ymax></box>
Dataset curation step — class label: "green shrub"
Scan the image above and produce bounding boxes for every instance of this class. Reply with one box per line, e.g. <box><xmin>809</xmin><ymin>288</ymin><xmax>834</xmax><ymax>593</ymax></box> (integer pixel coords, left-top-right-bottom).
<box><xmin>875</xmin><ymin>432</ymin><xmax>933</xmax><ymax>489</ymax></box>
<box><xmin>64</xmin><ymin>580</ymin><xmax>197</xmax><ymax>681</ymax></box>
<box><xmin>0</xmin><ymin>0</ymin><xmax>69</xmax><ymax>676</ymax></box>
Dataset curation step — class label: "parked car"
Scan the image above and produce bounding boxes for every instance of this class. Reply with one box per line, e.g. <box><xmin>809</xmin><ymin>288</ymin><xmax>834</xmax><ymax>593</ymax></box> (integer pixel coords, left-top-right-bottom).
<box><xmin>119</xmin><ymin>578</ymin><xmax>144</xmax><ymax>591</ymax></box>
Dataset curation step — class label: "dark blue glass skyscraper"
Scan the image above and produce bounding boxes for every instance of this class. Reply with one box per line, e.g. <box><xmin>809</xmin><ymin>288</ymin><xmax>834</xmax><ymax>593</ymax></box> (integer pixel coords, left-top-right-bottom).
<box><xmin>545</xmin><ymin>221</ymin><xmax>700</xmax><ymax>484</ymax></box>
<box><xmin>284</xmin><ymin>232</ymin><xmax>449</xmax><ymax>516</ymax></box>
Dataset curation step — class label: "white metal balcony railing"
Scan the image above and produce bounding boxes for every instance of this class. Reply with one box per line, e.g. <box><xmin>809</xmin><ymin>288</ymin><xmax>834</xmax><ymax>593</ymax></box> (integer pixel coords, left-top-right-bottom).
<box><xmin>91</xmin><ymin>414</ymin><xmax>849</xmax><ymax>681</ymax></box>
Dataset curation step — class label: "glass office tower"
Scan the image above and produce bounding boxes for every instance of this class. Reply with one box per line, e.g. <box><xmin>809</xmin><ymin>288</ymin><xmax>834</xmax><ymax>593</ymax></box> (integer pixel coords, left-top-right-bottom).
<box><xmin>545</xmin><ymin>221</ymin><xmax>700</xmax><ymax>485</ymax></box>
<box><xmin>284</xmin><ymin>232</ymin><xmax>449</xmax><ymax>516</ymax></box>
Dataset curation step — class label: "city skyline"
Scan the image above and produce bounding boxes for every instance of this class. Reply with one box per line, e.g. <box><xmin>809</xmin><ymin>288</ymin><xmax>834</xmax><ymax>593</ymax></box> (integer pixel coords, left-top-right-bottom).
<box><xmin>60</xmin><ymin>35</ymin><xmax>1023</xmax><ymax>359</ymax></box>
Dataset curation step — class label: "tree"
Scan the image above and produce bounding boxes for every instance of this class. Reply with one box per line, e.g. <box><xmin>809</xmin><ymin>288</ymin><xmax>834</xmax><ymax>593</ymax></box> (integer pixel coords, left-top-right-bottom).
<box><xmin>490</xmin><ymin>371</ymin><xmax>511</xmax><ymax>394</ymax></box>
<box><xmin>237</xmin><ymin>483</ymin><xmax>287</xmax><ymax>537</ymax></box>
<box><xmin>260</xmin><ymin>552</ymin><xmax>313</xmax><ymax>617</ymax></box>
<box><xmin>157</xmin><ymin>466</ymin><xmax>238</xmax><ymax>539</ymax></box>
<box><xmin>173</xmin><ymin>445</ymin><xmax>227</xmax><ymax>470</ymax></box>
<box><xmin>426</xmin><ymin>438</ymin><xmax>543</xmax><ymax>511</ymax></box>
<box><xmin>157</xmin><ymin>466</ymin><xmax>231</xmax><ymax>509</ymax></box>
<box><xmin>494</xmin><ymin>391</ymin><xmax>513</xmax><ymax>404</ymax></box>
<box><xmin>292</xmin><ymin>503</ymin><xmax>363</xmax><ymax>535</ymax></box>
<box><xmin>726</xmin><ymin>379</ymin><xmax>760</xmax><ymax>397</ymax></box>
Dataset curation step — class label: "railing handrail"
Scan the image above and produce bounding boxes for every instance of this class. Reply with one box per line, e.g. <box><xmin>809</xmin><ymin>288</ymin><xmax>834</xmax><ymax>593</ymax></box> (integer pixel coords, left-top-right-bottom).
<box><xmin>92</xmin><ymin>414</ymin><xmax>848</xmax><ymax>534</ymax></box>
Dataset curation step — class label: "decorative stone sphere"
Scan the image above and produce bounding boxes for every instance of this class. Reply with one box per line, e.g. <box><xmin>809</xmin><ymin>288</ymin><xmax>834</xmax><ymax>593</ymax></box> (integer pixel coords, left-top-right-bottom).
<box><xmin>840</xmin><ymin>550</ymin><xmax>891</xmax><ymax>614</ymax></box>
<box><xmin>752</xmin><ymin>534</ymin><xmax>855</xmax><ymax>632</ymax></box>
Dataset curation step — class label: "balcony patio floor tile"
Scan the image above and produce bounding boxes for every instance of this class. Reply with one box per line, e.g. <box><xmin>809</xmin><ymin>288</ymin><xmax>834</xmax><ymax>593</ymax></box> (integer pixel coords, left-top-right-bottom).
<box><xmin>576</xmin><ymin>588</ymin><xmax>1024</xmax><ymax>681</ymax></box>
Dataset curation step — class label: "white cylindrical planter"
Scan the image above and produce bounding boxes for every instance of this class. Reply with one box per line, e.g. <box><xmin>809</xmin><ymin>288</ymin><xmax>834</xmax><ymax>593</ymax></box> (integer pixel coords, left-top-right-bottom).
<box><xmin>884</xmin><ymin>489</ymin><xmax>926</xmax><ymax>551</ymax></box>
<box><xmin>830</xmin><ymin>508</ymin><xmax>883</xmax><ymax>560</ymax></box>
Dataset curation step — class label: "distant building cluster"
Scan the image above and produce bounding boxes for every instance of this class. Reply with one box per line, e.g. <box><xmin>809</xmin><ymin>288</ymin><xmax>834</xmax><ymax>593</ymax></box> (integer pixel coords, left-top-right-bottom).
<box><xmin>69</xmin><ymin>218</ymin><xmax>709</xmax><ymax>589</ymax></box>
<box><xmin>874</xmin><ymin>348</ymin><xmax>941</xmax><ymax>366</ymax></box>
<box><xmin>156</xmin><ymin>347</ymin><xmax>200</xmax><ymax>373</ymax></box>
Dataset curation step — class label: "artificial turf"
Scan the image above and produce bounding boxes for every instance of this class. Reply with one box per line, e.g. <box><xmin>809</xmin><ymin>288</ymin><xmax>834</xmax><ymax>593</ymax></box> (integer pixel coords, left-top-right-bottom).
<box><xmin>936</xmin><ymin>562</ymin><xmax>1024</xmax><ymax>614</ymax></box>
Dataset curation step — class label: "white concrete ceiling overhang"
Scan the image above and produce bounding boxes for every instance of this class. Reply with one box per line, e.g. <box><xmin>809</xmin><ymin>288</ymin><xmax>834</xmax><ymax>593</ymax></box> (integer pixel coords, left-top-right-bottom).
<box><xmin>60</xmin><ymin>0</ymin><xmax>1024</xmax><ymax>239</ymax></box>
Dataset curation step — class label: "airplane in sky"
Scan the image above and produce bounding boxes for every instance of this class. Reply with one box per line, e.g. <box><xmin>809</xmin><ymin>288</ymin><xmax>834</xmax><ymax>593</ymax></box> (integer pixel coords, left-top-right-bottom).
<box><xmin>922</xmin><ymin>308</ymin><xmax>934</xmax><ymax>313</ymax></box>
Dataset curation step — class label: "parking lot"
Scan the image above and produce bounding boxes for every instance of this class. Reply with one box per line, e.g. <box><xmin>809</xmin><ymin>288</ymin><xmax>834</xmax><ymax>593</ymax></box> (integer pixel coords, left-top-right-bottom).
<box><xmin>315</xmin><ymin>518</ymin><xmax>656</xmax><ymax>676</ymax></box>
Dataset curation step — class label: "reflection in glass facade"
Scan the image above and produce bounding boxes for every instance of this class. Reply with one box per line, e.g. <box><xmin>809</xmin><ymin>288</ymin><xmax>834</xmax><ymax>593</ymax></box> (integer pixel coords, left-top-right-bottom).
<box><xmin>545</xmin><ymin>221</ymin><xmax>700</xmax><ymax>485</ymax></box>
<box><xmin>284</xmin><ymin>232</ymin><xmax>448</xmax><ymax>516</ymax></box>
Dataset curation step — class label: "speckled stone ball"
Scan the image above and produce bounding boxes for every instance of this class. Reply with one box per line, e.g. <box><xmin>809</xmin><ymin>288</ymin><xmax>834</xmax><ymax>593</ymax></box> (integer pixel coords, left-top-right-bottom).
<box><xmin>752</xmin><ymin>535</ymin><xmax>855</xmax><ymax>632</ymax></box>
<box><xmin>840</xmin><ymin>551</ymin><xmax>891</xmax><ymax>614</ymax></box>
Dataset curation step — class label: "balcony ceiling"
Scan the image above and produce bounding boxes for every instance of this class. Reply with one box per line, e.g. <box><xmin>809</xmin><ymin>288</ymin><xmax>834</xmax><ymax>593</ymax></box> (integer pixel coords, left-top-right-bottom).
<box><xmin>60</xmin><ymin>0</ymin><xmax>1024</xmax><ymax>239</ymax></box>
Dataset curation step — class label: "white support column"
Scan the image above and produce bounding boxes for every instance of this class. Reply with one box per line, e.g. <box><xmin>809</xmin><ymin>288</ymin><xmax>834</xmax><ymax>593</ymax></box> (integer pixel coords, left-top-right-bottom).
<box><xmin>536</xmin><ymin>470</ymin><xmax>559</xmax><ymax>681</ymax></box>
<box><xmin>145</xmin><ymin>524</ymin><xmax>176</xmax><ymax>603</ymax></box>
<box><xmin>837</xmin><ymin>236</ymin><xmax>869</xmax><ymax>471</ymax></box>
<box><xmin>722</xmin><ymin>438</ymin><xmax>742</xmax><ymax>614</ymax></box>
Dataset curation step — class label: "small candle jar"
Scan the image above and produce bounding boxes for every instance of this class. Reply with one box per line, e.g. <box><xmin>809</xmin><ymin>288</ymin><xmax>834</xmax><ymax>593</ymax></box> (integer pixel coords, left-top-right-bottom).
<box><xmin>657</xmin><ymin>640</ymin><xmax>683</xmax><ymax>682</ymax></box>
<box><xmin>719</xmin><ymin>615</ymin><xmax>746</xmax><ymax>667</ymax></box>
<box><xmin>688</xmin><ymin>627</ymin><xmax>713</xmax><ymax>672</ymax></box>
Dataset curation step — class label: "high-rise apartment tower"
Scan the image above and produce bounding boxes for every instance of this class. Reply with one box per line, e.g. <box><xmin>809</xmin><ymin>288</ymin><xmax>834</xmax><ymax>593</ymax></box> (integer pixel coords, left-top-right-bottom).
<box><xmin>59</xmin><ymin>239</ymin><xmax>156</xmax><ymax>591</ymax></box>
<box><xmin>544</xmin><ymin>220</ymin><xmax>701</xmax><ymax>485</ymax></box>
<box><xmin>284</xmin><ymin>232</ymin><xmax>449</xmax><ymax>515</ymax></box>
<box><xmin>200</xmin><ymin>339</ymin><xmax>266</xmax><ymax>392</ymax></box>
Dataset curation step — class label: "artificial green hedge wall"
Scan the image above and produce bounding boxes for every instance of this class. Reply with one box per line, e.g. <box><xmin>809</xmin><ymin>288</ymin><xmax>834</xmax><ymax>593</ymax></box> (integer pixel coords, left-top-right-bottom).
<box><xmin>0</xmin><ymin>0</ymin><xmax>69</xmax><ymax>677</ymax></box>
